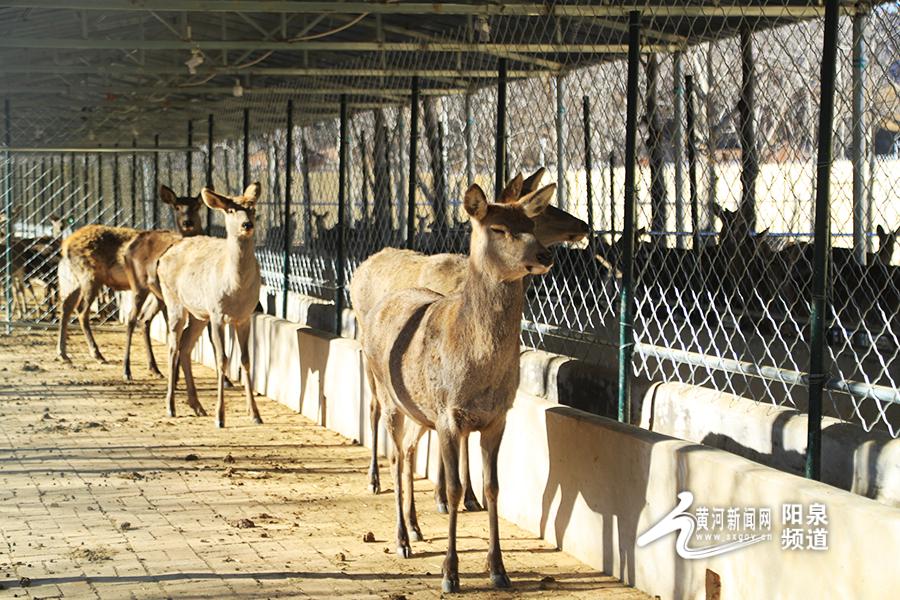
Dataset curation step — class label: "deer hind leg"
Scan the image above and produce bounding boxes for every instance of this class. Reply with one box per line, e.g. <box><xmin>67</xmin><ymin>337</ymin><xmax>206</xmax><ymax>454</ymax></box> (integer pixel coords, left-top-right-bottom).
<box><xmin>57</xmin><ymin>286</ymin><xmax>80</xmax><ymax>361</ymax></box>
<box><xmin>434</xmin><ymin>451</ymin><xmax>448</xmax><ymax>514</ymax></box>
<box><xmin>178</xmin><ymin>315</ymin><xmax>209</xmax><ymax>418</ymax></box>
<box><xmin>164</xmin><ymin>308</ymin><xmax>187</xmax><ymax>418</ymax></box>
<box><xmin>366</xmin><ymin>365</ymin><xmax>382</xmax><ymax>494</ymax></box>
<box><xmin>436</xmin><ymin>419</ymin><xmax>463</xmax><ymax>593</ymax></box>
<box><xmin>138</xmin><ymin>294</ymin><xmax>164</xmax><ymax>378</ymax></box>
<box><xmin>77</xmin><ymin>282</ymin><xmax>106</xmax><ymax>363</ymax></box>
<box><xmin>481</xmin><ymin>420</ymin><xmax>510</xmax><ymax>589</ymax></box>
<box><xmin>383</xmin><ymin>406</ymin><xmax>412</xmax><ymax>558</ymax></box>
<box><xmin>401</xmin><ymin>422</ymin><xmax>427</xmax><ymax>542</ymax></box>
<box><xmin>235</xmin><ymin>320</ymin><xmax>261</xmax><ymax>424</ymax></box>
<box><xmin>208</xmin><ymin>320</ymin><xmax>228</xmax><ymax>428</ymax></box>
<box><xmin>123</xmin><ymin>288</ymin><xmax>150</xmax><ymax>382</ymax></box>
<box><xmin>460</xmin><ymin>433</ymin><xmax>483</xmax><ymax>512</ymax></box>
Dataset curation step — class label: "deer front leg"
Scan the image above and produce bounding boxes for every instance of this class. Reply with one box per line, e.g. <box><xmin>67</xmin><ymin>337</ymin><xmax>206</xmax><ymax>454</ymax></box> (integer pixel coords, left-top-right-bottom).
<box><xmin>140</xmin><ymin>294</ymin><xmax>164</xmax><ymax>378</ymax></box>
<box><xmin>208</xmin><ymin>320</ymin><xmax>228</xmax><ymax>428</ymax></box>
<box><xmin>123</xmin><ymin>288</ymin><xmax>149</xmax><ymax>382</ymax></box>
<box><xmin>436</xmin><ymin>420</ymin><xmax>462</xmax><ymax>594</ymax></box>
<box><xmin>178</xmin><ymin>315</ymin><xmax>209</xmax><ymax>418</ymax></box>
<box><xmin>460</xmin><ymin>433</ymin><xmax>483</xmax><ymax>512</ymax></box>
<box><xmin>384</xmin><ymin>407</ymin><xmax>411</xmax><ymax>558</ymax></box>
<box><xmin>164</xmin><ymin>309</ymin><xmax>187</xmax><ymax>418</ymax></box>
<box><xmin>481</xmin><ymin>419</ymin><xmax>509</xmax><ymax>589</ymax></box>
<box><xmin>235</xmin><ymin>320</ymin><xmax>261</xmax><ymax>424</ymax></box>
<box><xmin>435</xmin><ymin>456</ymin><xmax>448</xmax><ymax>514</ymax></box>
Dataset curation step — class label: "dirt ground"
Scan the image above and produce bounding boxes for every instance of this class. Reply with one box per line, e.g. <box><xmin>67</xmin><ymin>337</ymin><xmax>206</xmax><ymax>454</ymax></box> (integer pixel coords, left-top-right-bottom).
<box><xmin>0</xmin><ymin>327</ymin><xmax>648</xmax><ymax>599</ymax></box>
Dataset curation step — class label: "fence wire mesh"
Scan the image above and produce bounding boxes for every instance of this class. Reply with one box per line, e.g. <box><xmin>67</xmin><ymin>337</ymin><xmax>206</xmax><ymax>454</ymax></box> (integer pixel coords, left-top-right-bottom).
<box><xmin>1</xmin><ymin>1</ymin><xmax>898</xmax><ymax>437</ymax></box>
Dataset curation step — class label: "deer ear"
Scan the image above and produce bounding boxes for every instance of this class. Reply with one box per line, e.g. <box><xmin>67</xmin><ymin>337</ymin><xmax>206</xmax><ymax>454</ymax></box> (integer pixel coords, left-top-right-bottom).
<box><xmin>464</xmin><ymin>184</ymin><xmax>488</xmax><ymax>220</ymax></box>
<box><xmin>241</xmin><ymin>182</ymin><xmax>261</xmax><ymax>205</ymax></box>
<box><xmin>201</xmin><ymin>188</ymin><xmax>234</xmax><ymax>212</ymax></box>
<box><xmin>159</xmin><ymin>185</ymin><xmax>177</xmax><ymax>206</ymax></box>
<box><xmin>498</xmin><ymin>173</ymin><xmax>524</xmax><ymax>204</ymax></box>
<box><xmin>517</xmin><ymin>183</ymin><xmax>556</xmax><ymax>218</ymax></box>
<box><xmin>522</xmin><ymin>167</ymin><xmax>547</xmax><ymax>195</ymax></box>
<box><xmin>877</xmin><ymin>225</ymin><xmax>886</xmax><ymax>237</ymax></box>
<box><xmin>757</xmin><ymin>227</ymin><xmax>770</xmax><ymax>238</ymax></box>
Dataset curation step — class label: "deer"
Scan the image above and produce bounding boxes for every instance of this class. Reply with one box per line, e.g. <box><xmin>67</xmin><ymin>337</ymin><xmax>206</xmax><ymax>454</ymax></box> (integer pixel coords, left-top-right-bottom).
<box><xmin>2</xmin><ymin>215</ymin><xmax>65</xmax><ymax>319</ymax></box>
<box><xmin>121</xmin><ymin>185</ymin><xmax>203</xmax><ymax>381</ymax></box>
<box><xmin>351</xmin><ymin>169</ymin><xmax>587</xmax><ymax>514</ymax></box>
<box><xmin>56</xmin><ymin>186</ymin><xmax>201</xmax><ymax>363</ymax></box>
<box><xmin>157</xmin><ymin>183</ymin><xmax>262</xmax><ymax>428</ymax></box>
<box><xmin>360</xmin><ymin>181</ymin><xmax>555</xmax><ymax>593</ymax></box>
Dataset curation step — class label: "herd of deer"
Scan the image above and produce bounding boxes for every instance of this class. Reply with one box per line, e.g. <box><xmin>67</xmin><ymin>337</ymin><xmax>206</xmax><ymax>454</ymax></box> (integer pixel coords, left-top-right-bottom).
<box><xmin>3</xmin><ymin>162</ymin><xmax>897</xmax><ymax>592</ymax></box>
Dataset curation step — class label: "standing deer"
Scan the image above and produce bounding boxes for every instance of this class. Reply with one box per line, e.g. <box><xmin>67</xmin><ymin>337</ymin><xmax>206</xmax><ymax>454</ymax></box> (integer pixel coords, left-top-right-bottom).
<box><xmin>360</xmin><ymin>181</ymin><xmax>556</xmax><ymax>593</ymax></box>
<box><xmin>157</xmin><ymin>183</ymin><xmax>262</xmax><ymax>428</ymax></box>
<box><xmin>121</xmin><ymin>185</ymin><xmax>202</xmax><ymax>381</ymax></box>
<box><xmin>351</xmin><ymin>169</ymin><xmax>587</xmax><ymax>514</ymax></box>
<box><xmin>56</xmin><ymin>186</ymin><xmax>200</xmax><ymax>363</ymax></box>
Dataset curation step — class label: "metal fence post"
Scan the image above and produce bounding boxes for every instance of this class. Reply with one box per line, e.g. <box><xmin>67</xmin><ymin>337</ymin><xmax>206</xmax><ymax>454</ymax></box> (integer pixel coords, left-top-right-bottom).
<box><xmin>556</xmin><ymin>73</ymin><xmax>567</xmax><ymax>211</ymax></box>
<box><xmin>242</xmin><ymin>108</ymin><xmax>250</xmax><ymax>190</ymax></box>
<box><xmin>806</xmin><ymin>0</ymin><xmax>839</xmax><ymax>482</ymax></box>
<box><xmin>686</xmin><ymin>75</ymin><xmax>700</xmax><ymax>253</ymax></box>
<box><xmin>69</xmin><ymin>152</ymin><xmax>76</xmax><ymax>219</ymax></box>
<box><xmin>673</xmin><ymin>51</ymin><xmax>685</xmax><ymax>250</ymax></box>
<box><xmin>495</xmin><ymin>58</ymin><xmax>508</xmax><ymax>199</ymax></box>
<box><xmin>130</xmin><ymin>138</ymin><xmax>137</xmax><ymax>227</ymax></box>
<box><xmin>282</xmin><ymin>99</ymin><xmax>294</xmax><ymax>319</ymax></box>
<box><xmin>113</xmin><ymin>144</ymin><xmax>121</xmax><ymax>225</ymax></box>
<box><xmin>739</xmin><ymin>26</ymin><xmax>758</xmax><ymax>231</ymax></box>
<box><xmin>618</xmin><ymin>10</ymin><xmax>641</xmax><ymax>425</ymax></box>
<box><xmin>465</xmin><ymin>88</ymin><xmax>474</xmax><ymax>187</ymax></box>
<box><xmin>851</xmin><ymin>10</ymin><xmax>869</xmax><ymax>265</ymax></box>
<box><xmin>582</xmin><ymin>96</ymin><xmax>594</xmax><ymax>240</ymax></box>
<box><xmin>97</xmin><ymin>150</ymin><xmax>104</xmax><ymax>223</ymax></box>
<box><xmin>82</xmin><ymin>153</ymin><xmax>89</xmax><ymax>226</ymax></box>
<box><xmin>152</xmin><ymin>135</ymin><xmax>159</xmax><ymax>228</ymax></box>
<box><xmin>608</xmin><ymin>152</ymin><xmax>615</xmax><ymax>237</ymax></box>
<box><xmin>4</xmin><ymin>99</ymin><xmax>12</xmax><ymax>333</ymax></box>
<box><xmin>335</xmin><ymin>94</ymin><xmax>348</xmax><ymax>336</ymax></box>
<box><xmin>406</xmin><ymin>76</ymin><xmax>419</xmax><ymax>250</ymax></box>
<box><xmin>206</xmin><ymin>114</ymin><xmax>213</xmax><ymax>234</ymax></box>
<box><xmin>186</xmin><ymin>119</ymin><xmax>193</xmax><ymax>197</ymax></box>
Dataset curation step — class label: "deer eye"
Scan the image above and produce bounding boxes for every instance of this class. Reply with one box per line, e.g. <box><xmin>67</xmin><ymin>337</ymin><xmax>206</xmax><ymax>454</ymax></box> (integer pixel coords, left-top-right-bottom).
<box><xmin>490</xmin><ymin>226</ymin><xmax>507</xmax><ymax>235</ymax></box>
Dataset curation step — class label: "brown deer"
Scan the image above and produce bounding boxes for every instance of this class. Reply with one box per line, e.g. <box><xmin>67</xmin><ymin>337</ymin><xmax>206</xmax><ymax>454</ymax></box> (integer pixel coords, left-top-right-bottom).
<box><xmin>360</xmin><ymin>181</ymin><xmax>556</xmax><ymax>593</ymax></box>
<box><xmin>351</xmin><ymin>169</ymin><xmax>587</xmax><ymax>512</ymax></box>
<box><xmin>56</xmin><ymin>187</ymin><xmax>200</xmax><ymax>363</ymax></box>
<box><xmin>157</xmin><ymin>183</ymin><xmax>262</xmax><ymax>428</ymax></box>
<box><xmin>121</xmin><ymin>186</ymin><xmax>202</xmax><ymax>381</ymax></box>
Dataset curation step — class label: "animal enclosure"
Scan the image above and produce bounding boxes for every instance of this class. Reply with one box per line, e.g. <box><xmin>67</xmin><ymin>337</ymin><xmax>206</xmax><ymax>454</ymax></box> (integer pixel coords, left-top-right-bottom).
<box><xmin>2</xmin><ymin>0</ymin><xmax>899</xmax><ymax>472</ymax></box>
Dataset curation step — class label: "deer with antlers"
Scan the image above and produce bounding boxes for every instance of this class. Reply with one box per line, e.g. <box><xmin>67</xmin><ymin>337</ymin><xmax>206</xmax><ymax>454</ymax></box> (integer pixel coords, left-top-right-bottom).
<box><xmin>157</xmin><ymin>183</ymin><xmax>262</xmax><ymax>428</ymax></box>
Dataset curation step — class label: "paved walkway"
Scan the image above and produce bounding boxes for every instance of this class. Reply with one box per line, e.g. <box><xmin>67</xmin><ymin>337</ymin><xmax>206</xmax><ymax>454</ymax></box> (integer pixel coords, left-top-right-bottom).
<box><xmin>0</xmin><ymin>328</ymin><xmax>647</xmax><ymax>599</ymax></box>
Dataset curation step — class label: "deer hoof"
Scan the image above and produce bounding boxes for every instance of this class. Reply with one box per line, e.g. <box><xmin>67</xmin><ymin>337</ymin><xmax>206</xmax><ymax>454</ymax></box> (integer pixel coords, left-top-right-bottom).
<box><xmin>149</xmin><ymin>369</ymin><xmax>164</xmax><ymax>379</ymax></box>
<box><xmin>167</xmin><ymin>409</ymin><xmax>176</xmax><ymax>418</ymax></box>
<box><xmin>490</xmin><ymin>572</ymin><xmax>511</xmax><ymax>589</ymax></box>
<box><xmin>435</xmin><ymin>501</ymin><xmax>449</xmax><ymax>514</ymax></box>
<box><xmin>123</xmin><ymin>372</ymin><xmax>133</xmax><ymax>383</ymax></box>
<box><xmin>464</xmin><ymin>497</ymin><xmax>483</xmax><ymax>512</ymax></box>
<box><xmin>191</xmin><ymin>404</ymin><xmax>207</xmax><ymax>417</ymax></box>
<box><xmin>410</xmin><ymin>528</ymin><xmax>424</xmax><ymax>542</ymax></box>
<box><xmin>57</xmin><ymin>353</ymin><xmax>71</xmax><ymax>363</ymax></box>
<box><xmin>441</xmin><ymin>575</ymin><xmax>461</xmax><ymax>594</ymax></box>
<box><xmin>223</xmin><ymin>377</ymin><xmax>235</xmax><ymax>389</ymax></box>
<box><xmin>396</xmin><ymin>544</ymin><xmax>412</xmax><ymax>559</ymax></box>
<box><xmin>368</xmin><ymin>473</ymin><xmax>380</xmax><ymax>494</ymax></box>
<box><xmin>251</xmin><ymin>415</ymin><xmax>263</xmax><ymax>425</ymax></box>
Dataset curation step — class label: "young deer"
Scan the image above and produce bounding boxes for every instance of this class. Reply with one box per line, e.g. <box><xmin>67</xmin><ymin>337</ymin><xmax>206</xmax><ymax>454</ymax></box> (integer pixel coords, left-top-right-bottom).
<box><xmin>157</xmin><ymin>183</ymin><xmax>262</xmax><ymax>428</ymax></box>
<box><xmin>57</xmin><ymin>188</ymin><xmax>200</xmax><ymax>363</ymax></box>
<box><xmin>351</xmin><ymin>169</ymin><xmax>587</xmax><ymax>512</ymax></box>
<box><xmin>360</xmin><ymin>182</ymin><xmax>556</xmax><ymax>593</ymax></box>
<box><xmin>121</xmin><ymin>185</ymin><xmax>202</xmax><ymax>381</ymax></box>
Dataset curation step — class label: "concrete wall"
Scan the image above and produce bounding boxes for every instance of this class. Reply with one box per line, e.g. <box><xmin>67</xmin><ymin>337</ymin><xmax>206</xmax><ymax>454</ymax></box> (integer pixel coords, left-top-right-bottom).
<box><xmin>126</xmin><ymin>299</ymin><xmax>899</xmax><ymax>599</ymax></box>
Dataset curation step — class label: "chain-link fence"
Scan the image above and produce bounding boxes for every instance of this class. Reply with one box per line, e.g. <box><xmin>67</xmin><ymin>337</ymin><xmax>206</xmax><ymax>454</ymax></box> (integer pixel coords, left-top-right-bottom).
<box><xmin>2</xmin><ymin>2</ymin><xmax>898</xmax><ymax>447</ymax></box>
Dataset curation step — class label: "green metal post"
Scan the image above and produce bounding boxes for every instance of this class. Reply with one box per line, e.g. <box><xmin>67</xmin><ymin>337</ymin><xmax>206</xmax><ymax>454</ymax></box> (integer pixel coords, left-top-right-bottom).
<box><xmin>97</xmin><ymin>149</ymin><xmax>104</xmax><ymax>223</ymax></box>
<box><xmin>618</xmin><ymin>10</ymin><xmax>641</xmax><ymax>424</ymax></box>
<box><xmin>609</xmin><ymin>152</ymin><xmax>615</xmax><ymax>236</ymax></box>
<box><xmin>335</xmin><ymin>94</ymin><xmax>347</xmax><ymax>336</ymax></box>
<box><xmin>242</xmin><ymin>108</ymin><xmax>250</xmax><ymax>189</ymax></box>
<box><xmin>583</xmin><ymin>96</ymin><xmax>594</xmax><ymax>240</ymax></box>
<box><xmin>282</xmin><ymin>100</ymin><xmax>294</xmax><ymax>318</ymax></box>
<box><xmin>806</xmin><ymin>0</ymin><xmax>839</xmax><ymax>481</ymax></box>
<box><xmin>152</xmin><ymin>135</ymin><xmax>159</xmax><ymax>228</ymax></box>
<box><xmin>82</xmin><ymin>153</ymin><xmax>88</xmax><ymax>225</ymax></box>
<box><xmin>113</xmin><ymin>144</ymin><xmax>120</xmax><ymax>225</ymax></box>
<box><xmin>131</xmin><ymin>138</ymin><xmax>137</xmax><ymax>227</ymax></box>
<box><xmin>206</xmin><ymin>113</ymin><xmax>213</xmax><ymax>234</ymax></box>
<box><xmin>4</xmin><ymin>99</ymin><xmax>12</xmax><ymax>333</ymax></box>
<box><xmin>186</xmin><ymin>119</ymin><xmax>193</xmax><ymax>196</ymax></box>
<box><xmin>686</xmin><ymin>75</ymin><xmax>699</xmax><ymax>252</ymax></box>
<box><xmin>495</xmin><ymin>58</ymin><xmax>507</xmax><ymax>198</ymax></box>
<box><xmin>406</xmin><ymin>76</ymin><xmax>418</xmax><ymax>250</ymax></box>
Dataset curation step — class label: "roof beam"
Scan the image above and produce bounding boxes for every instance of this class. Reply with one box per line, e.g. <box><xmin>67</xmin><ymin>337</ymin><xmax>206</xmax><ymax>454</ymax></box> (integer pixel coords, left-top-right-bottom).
<box><xmin>0</xmin><ymin>65</ymin><xmax>549</xmax><ymax>78</ymax></box>
<box><xmin>0</xmin><ymin>38</ymin><xmax>676</xmax><ymax>53</ymax></box>
<box><xmin>0</xmin><ymin>2</ymin><xmax>845</xmax><ymax>18</ymax></box>
<box><xmin>1</xmin><ymin>85</ymin><xmax>466</xmax><ymax>98</ymax></box>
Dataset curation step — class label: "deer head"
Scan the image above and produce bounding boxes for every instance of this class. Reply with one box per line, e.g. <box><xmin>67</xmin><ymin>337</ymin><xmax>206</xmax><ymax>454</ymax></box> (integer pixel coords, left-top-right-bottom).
<box><xmin>160</xmin><ymin>184</ymin><xmax>203</xmax><ymax>236</ymax></box>
<box><xmin>496</xmin><ymin>168</ymin><xmax>589</xmax><ymax>246</ymax></box>
<box><xmin>464</xmin><ymin>183</ymin><xmax>555</xmax><ymax>280</ymax></box>
<box><xmin>876</xmin><ymin>225</ymin><xmax>900</xmax><ymax>265</ymax></box>
<box><xmin>200</xmin><ymin>182</ymin><xmax>260</xmax><ymax>240</ymax></box>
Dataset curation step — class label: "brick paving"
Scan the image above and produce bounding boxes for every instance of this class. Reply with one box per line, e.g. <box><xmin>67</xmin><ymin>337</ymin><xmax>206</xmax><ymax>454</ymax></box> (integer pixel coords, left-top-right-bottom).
<box><xmin>0</xmin><ymin>328</ymin><xmax>647</xmax><ymax>599</ymax></box>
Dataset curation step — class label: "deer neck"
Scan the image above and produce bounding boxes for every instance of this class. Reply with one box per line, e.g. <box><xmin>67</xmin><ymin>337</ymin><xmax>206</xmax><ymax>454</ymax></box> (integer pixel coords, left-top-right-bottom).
<box><xmin>225</xmin><ymin>232</ymin><xmax>257</xmax><ymax>278</ymax></box>
<box><xmin>451</xmin><ymin>257</ymin><xmax>524</xmax><ymax>360</ymax></box>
